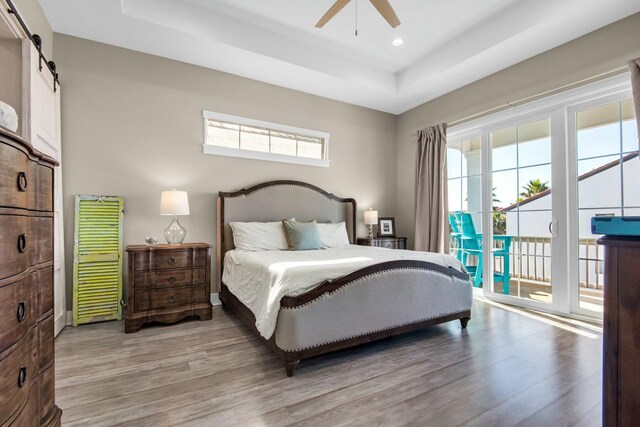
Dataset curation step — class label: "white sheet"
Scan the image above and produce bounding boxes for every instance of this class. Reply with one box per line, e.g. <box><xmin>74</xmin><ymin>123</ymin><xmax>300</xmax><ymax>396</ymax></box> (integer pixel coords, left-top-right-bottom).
<box><xmin>222</xmin><ymin>245</ymin><xmax>466</xmax><ymax>339</ymax></box>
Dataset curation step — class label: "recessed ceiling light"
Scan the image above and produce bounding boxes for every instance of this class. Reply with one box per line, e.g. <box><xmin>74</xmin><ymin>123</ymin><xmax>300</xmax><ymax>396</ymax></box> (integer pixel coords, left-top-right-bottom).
<box><xmin>392</xmin><ymin>38</ymin><xmax>404</xmax><ymax>47</ymax></box>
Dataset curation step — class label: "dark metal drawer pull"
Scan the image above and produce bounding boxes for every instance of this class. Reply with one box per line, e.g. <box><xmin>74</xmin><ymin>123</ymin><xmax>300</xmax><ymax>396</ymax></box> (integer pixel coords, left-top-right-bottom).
<box><xmin>168</xmin><ymin>277</ymin><xmax>176</xmax><ymax>284</ymax></box>
<box><xmin>17</xmin><ymin>172</ymin><xmax>28</xmax><ymax>192</ymax></box>
<box><xmin>18</xmin><ymin>234</ymin><xmax>27</xmax><ymax>253</ymax></box>
<box><xmin>168</xmin><ymin>295</ymin><xmax>176</xmax><ymax>303</ymax></box>
<box><xmin>168</xmin><ymin>257</ymin><xmax>176</xmax><ymax>265</ymax></box>
<box><xmin>17</xmin><ymin>301</ymin><xmax>26</xmax><ymax>322</ymax></box>
<box><xmin>18</xmin><ymin>367</ymin><xmax>27</xmax><ymax>388</ymax></box>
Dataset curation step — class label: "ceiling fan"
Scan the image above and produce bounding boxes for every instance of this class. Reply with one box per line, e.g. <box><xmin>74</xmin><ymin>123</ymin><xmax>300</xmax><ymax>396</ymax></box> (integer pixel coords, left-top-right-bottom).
<box><xmin>316</xmin><ymin>0</ymin><xmax>401</xmax><ymax>29</ymax></box>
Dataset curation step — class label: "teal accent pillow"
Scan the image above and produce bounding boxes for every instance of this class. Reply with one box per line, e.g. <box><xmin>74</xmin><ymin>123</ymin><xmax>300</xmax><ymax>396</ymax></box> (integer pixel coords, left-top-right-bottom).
<box><xmin>282</xmin><ymin>219</ymin><xmax>323</xmax><ymax>251</ymax></box>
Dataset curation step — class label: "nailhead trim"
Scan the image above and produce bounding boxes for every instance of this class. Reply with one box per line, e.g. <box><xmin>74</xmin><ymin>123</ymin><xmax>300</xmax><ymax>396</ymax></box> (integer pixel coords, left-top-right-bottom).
<box><xmin>281</xmin><ymin>267</ymin><xmax>469</xmax><ymax>309</ymax></box>
<box><xmin>280</xmin><ymin>310</ymin><xmax>470</xmax><ymax>352</ymax></box>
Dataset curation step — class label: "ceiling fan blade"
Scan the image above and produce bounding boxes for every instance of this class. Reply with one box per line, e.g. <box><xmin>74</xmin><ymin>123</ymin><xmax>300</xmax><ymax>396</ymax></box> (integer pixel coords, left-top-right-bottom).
<box><xmin>368</xmin><ymin>0</ymin><xmax>401</xmax><ymax>28</ymax></box>
<box><xmin>316</xmin><ymin>0</ymin><xmax>351</xmax><ymax>28</ymax></box>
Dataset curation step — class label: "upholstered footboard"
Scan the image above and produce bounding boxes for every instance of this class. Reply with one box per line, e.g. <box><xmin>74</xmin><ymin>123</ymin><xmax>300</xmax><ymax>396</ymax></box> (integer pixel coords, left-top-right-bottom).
<box><xmin>221</xmin><ymin>260</ymin><xmax>472</xmax><ymax>377</ymax></box>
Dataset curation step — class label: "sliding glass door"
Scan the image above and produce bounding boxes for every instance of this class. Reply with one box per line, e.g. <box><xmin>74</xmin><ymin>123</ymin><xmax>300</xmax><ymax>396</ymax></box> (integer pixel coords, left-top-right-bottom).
<box><xmin>568</xmin><ymin>95</ymin><xmax>638</xmax><ymax>317</ymax></box>
<box><xmin>447</xmin><ymin>74</ymin><xmax>633</xmax><ymax>319</ymax></box>
<box><xmin>487</xmin><ymin>118</ymin><xmax>558</xmax><ymax>306</ymax></box>
<box><xmin>447</xmin><ymin>115</ymin><xmax>565</xmax><ymax>312</ymax></box>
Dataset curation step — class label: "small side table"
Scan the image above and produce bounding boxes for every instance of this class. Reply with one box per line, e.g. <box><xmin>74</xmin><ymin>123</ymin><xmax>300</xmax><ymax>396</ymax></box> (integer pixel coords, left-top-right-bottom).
<box><xmin>125</xmin><ymin>243</ymin><xmax>213</xmax><ymax>333</ymax></box>
<box><xmin>357</xmin><ymin>237</ymin><xmax>407</xmax><ymax>250</ymax></box>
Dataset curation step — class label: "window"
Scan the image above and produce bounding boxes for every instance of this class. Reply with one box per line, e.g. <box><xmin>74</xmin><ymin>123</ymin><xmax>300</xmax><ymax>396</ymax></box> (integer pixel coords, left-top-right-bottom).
<box><xmin>202</xmin><ymin>111</ymin><xmax>330</xmax><ymax>167</ymax></box>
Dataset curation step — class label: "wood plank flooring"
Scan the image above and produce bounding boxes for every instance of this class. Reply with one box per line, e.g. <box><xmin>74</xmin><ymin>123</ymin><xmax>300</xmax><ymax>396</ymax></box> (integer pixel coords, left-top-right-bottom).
<box><xmin>55</xmin><ymin>298</ymin><xmax>603</xmax><ymax>426</ymax></box>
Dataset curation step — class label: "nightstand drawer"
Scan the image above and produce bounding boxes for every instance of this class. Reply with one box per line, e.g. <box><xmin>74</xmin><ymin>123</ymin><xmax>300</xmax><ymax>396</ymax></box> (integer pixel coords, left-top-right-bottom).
<box><xmin>133</xmin><ymin>249</ymin><xmax>207</xmax><ymax>271</ymax></box>
<box><xmin>134</xmin><ymin>268</ymin><xmax>206</xmax><ymax>290</ymax></box>
<box><xmin>134</xmin><ymin>286</ymin><xmax>208</xmax><ymax>311</ymax></box>
<box><xmin>357</xmin><ymin>237</ymin><xmax>407</xmax><ymax>249</ymax></box>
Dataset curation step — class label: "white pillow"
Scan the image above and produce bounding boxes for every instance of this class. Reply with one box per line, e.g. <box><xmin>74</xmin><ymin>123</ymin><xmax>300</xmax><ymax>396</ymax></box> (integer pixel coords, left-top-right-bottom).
<box><xmin>317</xmin><ymin>222</ymin><xmax>350</xmax><ymax>248</ymax></box>
<box><xmin>230</xmin><ymin>221</ymin><xmax>289</xmax><ymax>251</ymax></box>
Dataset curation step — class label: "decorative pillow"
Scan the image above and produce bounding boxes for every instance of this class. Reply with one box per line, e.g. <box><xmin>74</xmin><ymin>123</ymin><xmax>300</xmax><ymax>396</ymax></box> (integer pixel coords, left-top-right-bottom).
<box><xmin>282</xmin><ymin>219</ymin><xmax>322</xmax><ymax>251</ymax></box>
<box><xmin>317</xmin><ymin>222</ymin><xmax>350</xmax><ymax>248</ymax></box>
<box><xmin>230</xmin><ymin>221</ymin><xmax>289</xmax><ymax>251</ymax></box>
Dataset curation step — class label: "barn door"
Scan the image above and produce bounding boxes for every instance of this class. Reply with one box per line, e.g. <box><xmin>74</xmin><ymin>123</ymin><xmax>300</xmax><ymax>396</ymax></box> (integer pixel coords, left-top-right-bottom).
<box><xmin>26</xmin><ymin>43</ymin><xmax>67</xmax><ymax>335</ymax></box>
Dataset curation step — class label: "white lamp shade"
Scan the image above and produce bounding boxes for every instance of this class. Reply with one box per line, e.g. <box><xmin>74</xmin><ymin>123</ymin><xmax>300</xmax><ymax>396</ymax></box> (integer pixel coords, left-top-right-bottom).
<box><xmin>364</xmin><ymin>209</ymin><xmax>378</xmax><ymax>225</ymax></box>
<box><xmin>160</xmin><ymin>190</ymin><xmax>190</xmax><ymax>216</ymax></box>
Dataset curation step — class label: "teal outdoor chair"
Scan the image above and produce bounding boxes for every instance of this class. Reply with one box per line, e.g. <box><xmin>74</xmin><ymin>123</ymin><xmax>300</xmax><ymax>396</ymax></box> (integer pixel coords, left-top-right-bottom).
<box><xmin>449</xmin><ymin>213</ymin><xmax>463</xmax><ymax>261</ymax></box>
<box><xmin>454</xmin><ymin>212</ymin><xmax>512</xmax><ymax>293</ymax></box>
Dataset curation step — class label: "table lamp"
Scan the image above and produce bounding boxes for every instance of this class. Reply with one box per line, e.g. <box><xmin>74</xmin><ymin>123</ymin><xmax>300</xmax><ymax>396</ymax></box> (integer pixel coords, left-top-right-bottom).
<box><xmin>160</xmin><ymin>190</ymin><xmax>190</xmax><ymax>244</ymax></box>
<box><xmin>364</xmin><ymin>208</ymin><xmax>378</xmax><ymax>239</ymax></box>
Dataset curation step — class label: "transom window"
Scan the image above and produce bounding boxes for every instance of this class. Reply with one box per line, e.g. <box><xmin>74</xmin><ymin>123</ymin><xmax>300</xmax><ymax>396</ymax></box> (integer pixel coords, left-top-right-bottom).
<box><xmin>203</xmin><ymin>111</ymin><xmax>330</xmax><ymax>167</ymax></box>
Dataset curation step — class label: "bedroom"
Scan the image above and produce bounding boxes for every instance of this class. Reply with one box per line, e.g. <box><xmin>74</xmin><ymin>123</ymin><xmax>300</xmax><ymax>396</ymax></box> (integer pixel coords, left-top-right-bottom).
<box><xmin>0</xmin><ymin>0</ymin><xmax>639</xmax><ymax>425</ymax></box>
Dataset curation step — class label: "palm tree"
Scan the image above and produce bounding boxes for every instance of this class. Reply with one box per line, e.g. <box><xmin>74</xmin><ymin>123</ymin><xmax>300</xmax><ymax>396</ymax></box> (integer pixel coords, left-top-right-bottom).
<box><xmin>520</xmin><ymin>179</ymin><xmax>549</xmax><ymax>199</ymax></box>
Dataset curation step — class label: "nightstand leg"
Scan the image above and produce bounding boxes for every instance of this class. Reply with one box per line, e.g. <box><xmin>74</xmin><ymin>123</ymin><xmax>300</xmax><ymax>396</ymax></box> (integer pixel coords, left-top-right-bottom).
<box><xmin>125</xmin><ymin>318</ymin><xmax>144</xmax><ymax>333</ymax></box>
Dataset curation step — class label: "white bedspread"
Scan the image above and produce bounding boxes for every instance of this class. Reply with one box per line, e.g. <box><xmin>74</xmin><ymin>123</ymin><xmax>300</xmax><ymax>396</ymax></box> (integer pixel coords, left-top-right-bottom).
<box><xmin>222</xmin><ymin>245</ymin><xmax>466</xmax><ymax>339</ymax></box>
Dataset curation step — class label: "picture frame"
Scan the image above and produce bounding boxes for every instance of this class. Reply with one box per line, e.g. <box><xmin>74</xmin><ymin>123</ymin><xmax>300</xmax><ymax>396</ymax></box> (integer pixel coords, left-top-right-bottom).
<box><xmin>377</xmin><ymin>217</ymin><xmax>396</xmax><ymax>237</ymax></box>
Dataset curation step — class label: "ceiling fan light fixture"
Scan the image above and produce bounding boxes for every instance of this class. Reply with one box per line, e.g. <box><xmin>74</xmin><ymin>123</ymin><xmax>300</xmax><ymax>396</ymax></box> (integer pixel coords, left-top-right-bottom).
<box><xmin>392</xmin><ymin>38</ymin><xmax>404</xmax><ymax>47</ymax></box>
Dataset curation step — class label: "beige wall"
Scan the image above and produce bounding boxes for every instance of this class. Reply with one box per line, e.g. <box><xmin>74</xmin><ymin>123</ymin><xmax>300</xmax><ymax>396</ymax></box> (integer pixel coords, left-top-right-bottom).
<box><xmin>54</xmin><ymin>34</ymin><xmax>397</xmax><ymax>305</ymax></box>
<box><xmin>396</xmin><ymin>12</ymin><xmax>640</xmax><ymax>249</ymax></box>
<box><xmin>13</xmin><ymin>0</ymin><xmax>53</xmax><ymax>57</ymax></box>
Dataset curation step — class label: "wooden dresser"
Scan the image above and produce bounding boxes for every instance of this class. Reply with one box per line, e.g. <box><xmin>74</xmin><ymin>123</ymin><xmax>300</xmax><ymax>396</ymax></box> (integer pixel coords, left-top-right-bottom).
<box><xmin>357</xmin><ymin>237</ymin><xmax>407</xmax><ymax>249</ymax></box>
<box><xmin>0</xmin><ymin>129</ymin><xmax>62</xmax><ymax>426</ymax></box>
<box><xmin>125</xmin><ymin>243</ymin><xmax>213</xmax><ymax>333</ymax></box>
<box><xmin>599</xmin><ymin>236</ymin><xmax>640</xmax><ymax>427</ymax></box>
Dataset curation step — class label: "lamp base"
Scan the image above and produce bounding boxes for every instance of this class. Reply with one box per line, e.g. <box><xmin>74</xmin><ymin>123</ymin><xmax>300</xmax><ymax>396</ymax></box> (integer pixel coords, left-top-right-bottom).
<box><xmin>368</xmin><ymin>224</ymin><xmax>375</xmax><ymax>239</ymax></box>
<box><xmin>164</xmin><ymin>215</ymin><xmax>187</xmax><ymax>244</ymax></box>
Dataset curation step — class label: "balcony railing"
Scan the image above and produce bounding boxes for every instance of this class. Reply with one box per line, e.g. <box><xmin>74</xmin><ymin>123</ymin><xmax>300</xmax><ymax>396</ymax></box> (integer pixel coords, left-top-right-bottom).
<box><xmin>450</xmin><ymin>235</ymin><xmax>603</xmax><ymax>289</ymax></box>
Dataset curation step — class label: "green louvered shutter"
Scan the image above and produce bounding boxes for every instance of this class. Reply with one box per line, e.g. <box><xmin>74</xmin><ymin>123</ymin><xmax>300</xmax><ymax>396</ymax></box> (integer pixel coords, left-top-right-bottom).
<box><xmin>73</xmin><ymin>195</ymin><xmax>124</xmax><ymax>326</ymax></box>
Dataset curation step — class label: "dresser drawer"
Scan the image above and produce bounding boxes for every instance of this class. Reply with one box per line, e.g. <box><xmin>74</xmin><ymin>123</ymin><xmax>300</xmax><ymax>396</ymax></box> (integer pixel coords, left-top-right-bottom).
<box><xmin>0</xmin><ymin>275</ymin><xmax>36</xmax><ymax>354</ymax></box>
<box><xmin>36</xmin><ymin>165</ymin><xmax>53</xmax><ymax>212</ymax></box>
<box><xmin>38</xmin><ymin>363</ymin><xmax>56</xmax><ymax>426</ymax></box>
<box><xmin>35</xmin><ymin>217</ymin><xmax>53</xmax><ymax>265</ymax></box>
<box><xmin>7</xmin><ymin>382</ymin><xmax>39</xmax><ymax>427</ymax></box>
<box><xmin>0</xmin><ymin>216</ymin><xmax>31</xmax><ymax>280</ymax></box>
<box><xmin>36</xmin><ymin>266</ymin><xmax>53</xmax><ymax>319</ymax></box>
<box><xmin>133</xmin><ymin>249</ymin><xmax>207</xmax><ymax>271</ymax></box>
<box><xmin>134</xmin><ymin>268</ymin><xmax>206</xmax><ymax>290</ymax></box>
<box><xmin>0</xmin><ymin>216</ymin><xmax>52</xmax><ymax>280</ymax></box>
<box><xmin>0</xmin><ymin>142</ymin><xmax>30</xmax><ymax>211</ymax></box>
<box><xmin>38</xmin><ymin>315</ymin><xmax>54</xmax><ymax>371</ymax></box>
<box><xmin>0</xmin><ymin>328</ymin><xmax>38</xmax><ymax>426</ymax></box>
<box><xmin>135</xmin><ymin>286</ymin><xmax>207</xmax><ymax>311</ymax></box>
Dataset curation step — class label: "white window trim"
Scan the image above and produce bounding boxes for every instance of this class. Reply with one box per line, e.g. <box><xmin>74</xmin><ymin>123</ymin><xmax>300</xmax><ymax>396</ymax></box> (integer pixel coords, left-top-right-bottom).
<box><xmin>202</xmin><ymin>111</ymin><xmax>331</xmax><ymax>168</ymax></box>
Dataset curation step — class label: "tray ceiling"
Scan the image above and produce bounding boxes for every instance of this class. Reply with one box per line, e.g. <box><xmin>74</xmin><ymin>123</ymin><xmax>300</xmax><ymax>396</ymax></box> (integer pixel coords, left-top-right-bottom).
<box><xmin>39</xmin><ymin>0</ymin><xmax>640</xmax><ymax>114</ymax></box>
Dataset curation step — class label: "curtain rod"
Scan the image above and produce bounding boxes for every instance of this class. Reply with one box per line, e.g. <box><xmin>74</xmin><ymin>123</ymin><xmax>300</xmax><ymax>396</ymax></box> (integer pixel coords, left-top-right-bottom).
<box><xmin>410</xmin><ymin>65</ymin><xmax>629</xmax><ymax>138</ymax></box>
<box><xmin>6</xmin><ymin>0</ymin><xmax>59</xmax><ymax>92</ymax></box>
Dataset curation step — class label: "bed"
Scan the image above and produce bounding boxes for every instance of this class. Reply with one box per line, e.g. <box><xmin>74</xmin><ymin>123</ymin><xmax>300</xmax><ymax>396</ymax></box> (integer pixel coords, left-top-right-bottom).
<box><xmin>217</xmin><ymin>180</ymin><xmax>472</xmax><ymax>376</ymax></box>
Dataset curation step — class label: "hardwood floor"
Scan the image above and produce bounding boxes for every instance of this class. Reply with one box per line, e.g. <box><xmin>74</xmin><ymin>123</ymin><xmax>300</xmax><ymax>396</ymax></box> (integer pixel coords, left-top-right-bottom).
<box><xmin>55</xmin><ymin>298</ymin><xmax>603</xmax><ymax>426</ymax></box>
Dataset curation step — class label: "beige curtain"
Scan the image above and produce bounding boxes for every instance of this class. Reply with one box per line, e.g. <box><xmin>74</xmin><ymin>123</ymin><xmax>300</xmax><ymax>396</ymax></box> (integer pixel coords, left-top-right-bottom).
<box><xmin>630</xmin><ymin>58</ymin><xmax>640</xmax><ymax>139</ymax></box>
<box><xmin>414</xmin><ymin>123</ymin><xmax>449</xmax><ymax>253</ymax></box>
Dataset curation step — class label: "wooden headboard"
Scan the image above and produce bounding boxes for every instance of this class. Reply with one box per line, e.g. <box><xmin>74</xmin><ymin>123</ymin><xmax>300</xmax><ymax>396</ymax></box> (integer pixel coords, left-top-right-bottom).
<box><xmin>216</xmin><ymin>180</ymin><xmax>357</xmax><ymax>291</ymax></box>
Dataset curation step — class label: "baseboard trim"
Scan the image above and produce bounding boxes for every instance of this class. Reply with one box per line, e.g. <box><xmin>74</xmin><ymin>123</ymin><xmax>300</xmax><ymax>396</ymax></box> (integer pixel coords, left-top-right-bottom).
<box><xmin>211</xmin><ymin>292</ymin><xmax>220</xmax><ymax>306</ymax></box>
<box><xmin>64</xmin><ymin>295</ymin><xmax>220</xmax><ymax>327</ymax></box>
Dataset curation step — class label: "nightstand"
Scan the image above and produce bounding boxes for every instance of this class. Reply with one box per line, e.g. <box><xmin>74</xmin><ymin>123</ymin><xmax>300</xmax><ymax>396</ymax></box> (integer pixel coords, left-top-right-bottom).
<box><xmin>124</xmin><ymin>243</ymin><xmax>213</xmax><ymax>333</ymax></box>
<box><xmin>357</xmin><ymin>237</ymin><xmax>407</xmax><ymax>249</ymax></box>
